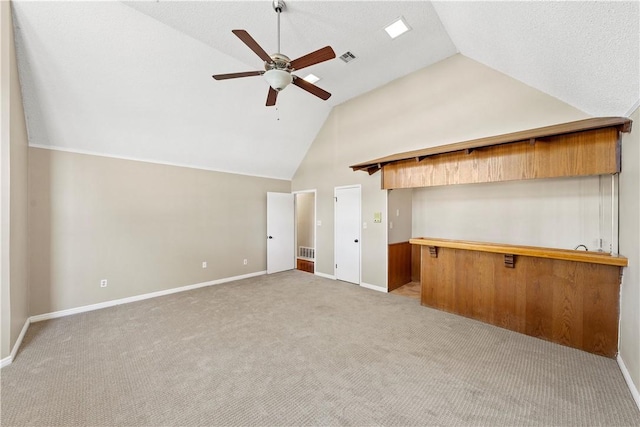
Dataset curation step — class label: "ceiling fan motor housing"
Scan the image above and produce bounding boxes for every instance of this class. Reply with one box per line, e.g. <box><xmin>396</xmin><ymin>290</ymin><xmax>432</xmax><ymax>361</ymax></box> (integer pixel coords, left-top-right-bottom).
<box><xmin>265</xmin><ymin>53</ymin><xmax>291</xmax><ymax>71</ymax></box>
<box><xmin>264</xmin><ymin>53</ymin><xmax>292</xmax><ymax>91</ymax></box>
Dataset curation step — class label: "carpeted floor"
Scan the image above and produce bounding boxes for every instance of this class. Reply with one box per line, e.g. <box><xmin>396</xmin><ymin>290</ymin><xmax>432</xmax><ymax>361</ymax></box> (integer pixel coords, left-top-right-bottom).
<box><xmin>1</xmin><ymin>270</ymin><xmax>639</xmax><ymax>426</ymax></box>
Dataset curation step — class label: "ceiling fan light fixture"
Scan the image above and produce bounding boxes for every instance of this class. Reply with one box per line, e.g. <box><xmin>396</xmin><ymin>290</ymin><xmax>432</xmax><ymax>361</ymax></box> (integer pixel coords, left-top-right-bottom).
<box><xmin>264</xmin><ymin>69</ymin><xmax>292</xmax><ymax>91</ymax></box>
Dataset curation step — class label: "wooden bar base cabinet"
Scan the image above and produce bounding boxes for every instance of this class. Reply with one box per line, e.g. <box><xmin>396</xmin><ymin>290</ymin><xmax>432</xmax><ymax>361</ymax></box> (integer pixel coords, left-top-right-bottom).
<box><xmin>410</xmin><ymin>238</ymin><xmax>628</xmax><ymax>358</ymax></box>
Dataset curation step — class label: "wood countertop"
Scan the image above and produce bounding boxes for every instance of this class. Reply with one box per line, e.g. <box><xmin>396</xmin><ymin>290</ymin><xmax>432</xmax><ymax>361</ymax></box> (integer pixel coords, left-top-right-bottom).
<box><xmin>409</xmin><ymin>237</ymin><xmax>628</xmax><ymax>267</ymax></box>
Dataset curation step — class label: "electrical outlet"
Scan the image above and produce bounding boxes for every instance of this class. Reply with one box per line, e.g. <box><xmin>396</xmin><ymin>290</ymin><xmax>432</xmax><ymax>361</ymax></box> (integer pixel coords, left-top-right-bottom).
<box><xmin>100</xmin><ymin>279</ymin><xmax>107</xmax><ymax>288</ymax></box>
<box><xmin>243</xmin><ymin>259</ymin><xmax>248</xmax><ymax>265</ymax></box>
<box><xmin>390</xmin><ymin>221</ymin><xmax>394</xmax><ymax>229</ymax></box>
<box><xmin>202</xmin><ymin>261</ymin><xmax>207</xmax><ymax>268</ymax></box>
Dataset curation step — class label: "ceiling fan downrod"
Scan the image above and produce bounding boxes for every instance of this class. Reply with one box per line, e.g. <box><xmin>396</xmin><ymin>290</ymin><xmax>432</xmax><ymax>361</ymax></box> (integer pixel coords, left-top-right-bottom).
<box><xmin>263</xmin><ymin>0</ymin><xmax>290</xmax><ymax>92</ymax></box>
<box><xmin>273</xmin><ymin>0</ymin><xmax>285</xmax><ymax>54</ymax></box>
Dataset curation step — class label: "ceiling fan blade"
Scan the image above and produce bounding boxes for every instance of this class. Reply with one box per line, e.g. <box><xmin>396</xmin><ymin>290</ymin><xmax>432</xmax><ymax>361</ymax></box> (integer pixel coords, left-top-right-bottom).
<box><xmin>289</xmin><ymin>46</ymin><xmax>336</xmax><ymax>71</ymax></box>
<box><xmin>232</xmin><ymin>30</ymin><xmax>273</xmax><ymax>63</ymax></box>
<box><xmin>266</xmin><ymin>87</ymin><xmax>278</xmax><ymax>107</ymax></box>
<box><xmin>292</xmin><ymin>76</ymin><xmax>331</xmax><ymax>100</ymax></box>
<box><xmin>212</xmin><ymin>71</ymin><xmax>263</xmax><ymax>80</ymax></box>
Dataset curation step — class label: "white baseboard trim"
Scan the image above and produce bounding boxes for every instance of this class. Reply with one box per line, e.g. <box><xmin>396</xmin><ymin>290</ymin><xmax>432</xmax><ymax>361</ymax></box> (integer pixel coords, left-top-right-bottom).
<box><xmin>0</xmin><ymin>355</ymin><xmax>10</xmax><ymax>369</ymax></box>
<box><xmin>30</xmin><ymin>271</ymin><xmax>266</xmax><ymax>323</ymax></box>
<box><xmin>624</xmin><ymin>99</ymin><xmax>639</xmax><ymax>117</ymax></box>
<box><xmin>314</xmin><ymin>271</ymin><xmax>335</xmax><ymax>280</ymax></box>
<box><xmin>617</xmin><ymin>354</ymin><xmax>640</xmax><ymax>412</ymax></box>
<box><xmin>0</xmin><ymin>317</ymin><xmax>31</xmax><ymax>369</ymax></box>
<box><xmin>360</xmin><ymin>282</ymin><xmax>387</xmax><ymax>293</ymax></box>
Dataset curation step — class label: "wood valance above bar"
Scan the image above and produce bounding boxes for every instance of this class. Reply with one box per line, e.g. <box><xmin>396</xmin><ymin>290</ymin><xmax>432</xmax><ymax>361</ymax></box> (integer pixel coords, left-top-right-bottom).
<box><xmin>350</xmin><ymin>117</ymin><xmax>632</xmax><ymax>189</ymax></box>
<box><xmin>409</xmin><ymin>237</ymin><xmax>628</xmax><ymax>267</ymax></box>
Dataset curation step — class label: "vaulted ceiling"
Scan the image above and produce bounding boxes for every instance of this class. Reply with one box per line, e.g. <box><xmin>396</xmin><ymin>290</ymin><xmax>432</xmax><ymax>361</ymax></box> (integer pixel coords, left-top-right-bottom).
<box><xmin>12</xmin><ymin>1</ymin><xmax>639</xmax><ymax>180</ymax></box>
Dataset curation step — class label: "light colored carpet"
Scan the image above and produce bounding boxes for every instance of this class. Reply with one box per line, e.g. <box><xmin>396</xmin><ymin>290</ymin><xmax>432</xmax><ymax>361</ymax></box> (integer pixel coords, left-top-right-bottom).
<box><xmin>1</xmin><ymin>270</ymin><xmax>639</xmax><ymax>426</ymax></box>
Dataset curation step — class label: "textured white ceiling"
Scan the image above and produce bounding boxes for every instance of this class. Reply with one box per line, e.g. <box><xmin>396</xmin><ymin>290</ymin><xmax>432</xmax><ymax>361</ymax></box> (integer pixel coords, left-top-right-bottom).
<box><xmin>432</xmin><ymin>1</ymin><xmax>640</xmax><ymax>117</ymax></box>
<box><xmin>12</xmin><ymin>0</ymin><xmax>455</xmax><ymax>179</ymax></box>
<box><xmin>11</xmin><ymin>1</ymin><xmax>640</xmax><ymax>179</ymax></box>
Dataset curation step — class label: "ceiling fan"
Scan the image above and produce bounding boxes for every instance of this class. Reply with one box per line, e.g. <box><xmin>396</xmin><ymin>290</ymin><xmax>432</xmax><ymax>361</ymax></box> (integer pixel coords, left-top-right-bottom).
<box><xmin>212</xmin><ymin>0</ymin><xmax>336</xmax><ymax>107</ymax></box>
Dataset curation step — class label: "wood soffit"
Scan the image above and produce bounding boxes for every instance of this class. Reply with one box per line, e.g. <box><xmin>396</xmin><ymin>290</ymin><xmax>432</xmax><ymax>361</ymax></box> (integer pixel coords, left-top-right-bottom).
<box><xmin>350</xmin><ymin>117</ymin><xmax>633</xmax><ymax>175</ymax></box>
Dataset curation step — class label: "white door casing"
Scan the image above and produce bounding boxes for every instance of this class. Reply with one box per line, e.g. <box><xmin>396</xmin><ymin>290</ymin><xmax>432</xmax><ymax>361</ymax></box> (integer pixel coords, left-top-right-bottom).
<box><xmin>267</xmin><ymin>192</ymin><xmax>295</xmax><ymax>274</ymax></box>
<box><xmin>335</xmin><ymin>186</ymin><xmax>361</xmax><ymax>284</ymax></box>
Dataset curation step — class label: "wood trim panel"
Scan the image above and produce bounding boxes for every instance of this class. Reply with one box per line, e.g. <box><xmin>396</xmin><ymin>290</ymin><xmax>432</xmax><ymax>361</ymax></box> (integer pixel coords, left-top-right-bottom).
<box><xmin>350</xmin><ymin>117</ymin><xmax>631</xmax><ymax>174</ymax></box>
<box><xmin>409</xmin><ymin>237</ymin><xmax>628</xmax><ymax>267</ymax></box>
<box><xmin>411</xmin><ymin>244</ymin><xmax>421</xmax><ymax>283</ymax></box>
<box><xmin>420</xmin><ymin>246</ymin><xmax>621</xmax><ymax>357</ymax></box>
<box><xmin>388</xmin><ymin>242</ymin><xmax>412</xmax><ymax>291</ymax></box>
<box><xmin>382</xmin><ymin>128</ymin><xmax>620</xmax><ymax>189</ymax></box>
<box><xmin>296</xmin><ymin>258</ymin><xmax>314</xmax><ymax>273</ymax></box>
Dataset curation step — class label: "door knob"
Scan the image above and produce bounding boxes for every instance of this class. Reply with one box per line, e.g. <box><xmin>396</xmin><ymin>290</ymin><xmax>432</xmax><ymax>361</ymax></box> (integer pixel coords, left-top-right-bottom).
<box><xmin>268</xmin><ymin>236</ymin><xmax>273</xmax><ymax>239</ymax></box>
<box><xmin>354</xmin><ymin>239</ymin><xmax>359</xmax><ymax>243</ymax></box>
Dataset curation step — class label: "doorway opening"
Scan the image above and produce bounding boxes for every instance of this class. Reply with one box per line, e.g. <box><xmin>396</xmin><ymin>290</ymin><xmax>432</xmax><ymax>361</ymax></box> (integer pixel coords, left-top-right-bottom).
<box><xmin>294</xmin><ymin>190</ymin><xmax>316</xmax><ymax>274</ymax></box>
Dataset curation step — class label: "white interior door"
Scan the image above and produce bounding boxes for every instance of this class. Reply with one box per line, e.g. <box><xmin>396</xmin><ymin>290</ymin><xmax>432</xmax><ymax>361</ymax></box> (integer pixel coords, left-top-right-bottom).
<box><xmin>335</xmin><ymin>186</ymin><xmax>361</xmax><ymax>284</ymax></box>
<box><xmin>267</xmin><ymin>192</ymin><xmax>295</xmax><ymax>274</ymax></box>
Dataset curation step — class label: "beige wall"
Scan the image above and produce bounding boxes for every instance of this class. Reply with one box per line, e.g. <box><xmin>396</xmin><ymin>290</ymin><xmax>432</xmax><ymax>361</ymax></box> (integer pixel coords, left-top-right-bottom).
<box><xmin>412</xmin><ymin>176</ymin><xmax>602</xmax><ymax>249</ymax></box>
<box><xmin>619</xmin><ymin>106</ymin><xmax>640</xmax><ymax>394</ymax></box>
<box><xmin>292</xmin><ymin>114</ymin><xmax>387</xmax><ymax>285</ymax></box>
<box><xmin>1</xmin><ymin>0</ymin><xmax>12</xmax><ymax>359</ymax></box>
<box><xmin>295</xmin><ymin>192</ymin><xmax>314</xmax><ymax>251</ymax></box>
<box><xmin>28</xmin><ymin>148</ymin><xmax>290</xmax><ymax>315</ymax></box>
<box><xmin>292</xmin><ymin>54</ymin><xmax>588</xmax><ymax>288</ymax></box>
<box><xmin>9</xmin><ymin>0</ymin><xmax>29</xmax><ymax>356</ymax></box>
<box><xmin>387</xmin><ymin>189</ymin><xmax>412</xmax><ymax>244</ymax></box>
<box><xmin>1</xmin><ymin>0</ymin><xmax>29</xmax><ymax>361</ymax></box>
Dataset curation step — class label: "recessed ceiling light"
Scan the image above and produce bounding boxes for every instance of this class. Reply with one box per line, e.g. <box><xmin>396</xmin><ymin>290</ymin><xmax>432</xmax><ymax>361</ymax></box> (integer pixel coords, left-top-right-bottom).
<box><xmin>303</xmin><ymin>74</ymin><xmax>320</xmax><ymax>84</ymax></box>
<box><xmin>385</xmin><ymin>17</ymin><xmax>411</xmax><ymax>39</ymax></box>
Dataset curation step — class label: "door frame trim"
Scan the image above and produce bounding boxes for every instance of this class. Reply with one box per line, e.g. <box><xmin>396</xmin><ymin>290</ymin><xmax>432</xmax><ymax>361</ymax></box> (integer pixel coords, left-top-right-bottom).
<box><xmin>334</xmin><ymin>184</ymin><xmax>362</xmax><ymax>284</ymax></box>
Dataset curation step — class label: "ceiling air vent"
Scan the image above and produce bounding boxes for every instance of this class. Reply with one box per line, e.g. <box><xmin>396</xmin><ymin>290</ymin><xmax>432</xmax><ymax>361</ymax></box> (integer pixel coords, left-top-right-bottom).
<box><xmin>339</xmin><ymin>51</ymin><xmax>357</xmax><ymax>63</ymax></box>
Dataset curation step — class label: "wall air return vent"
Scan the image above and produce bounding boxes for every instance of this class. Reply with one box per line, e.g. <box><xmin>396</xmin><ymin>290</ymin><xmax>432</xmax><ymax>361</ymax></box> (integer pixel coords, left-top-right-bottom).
<box><xmin>298</xmin><ymin>246</ymin><xmax>315</xmax><ymax>260</ymax></box>
<box><xmin>339</xmin><ymin>51</ymin><xmax>357</xmax><ymax>63</ymax></box>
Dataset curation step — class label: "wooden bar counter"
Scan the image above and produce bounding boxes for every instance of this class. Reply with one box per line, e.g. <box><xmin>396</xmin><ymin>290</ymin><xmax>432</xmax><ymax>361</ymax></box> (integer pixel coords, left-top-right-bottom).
<box><xmin>409</xmin><ymin>237</ymin><xmax>628</xmax><ymax>357</ymax></box>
